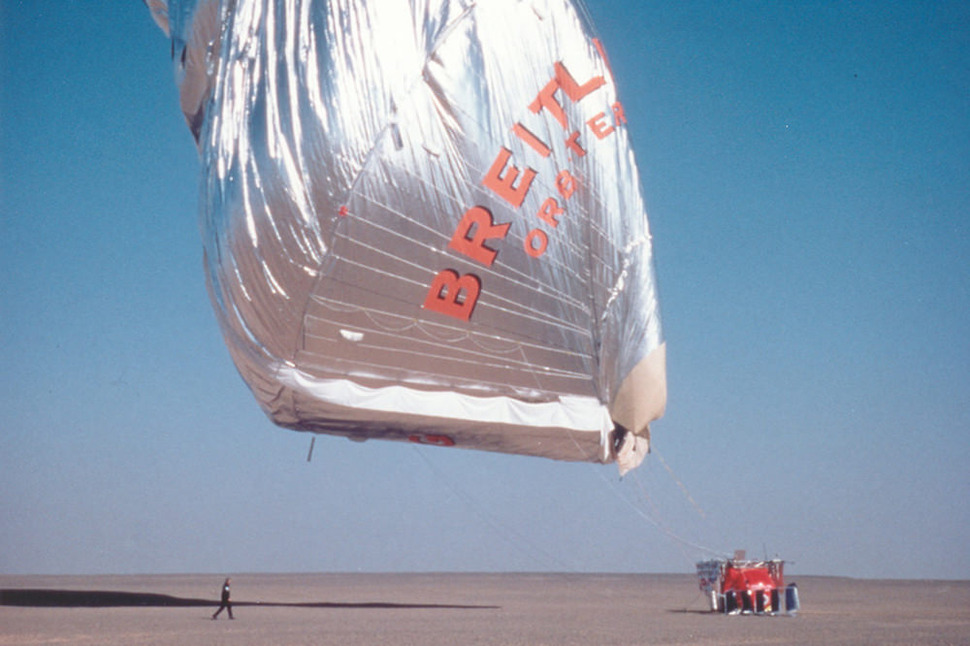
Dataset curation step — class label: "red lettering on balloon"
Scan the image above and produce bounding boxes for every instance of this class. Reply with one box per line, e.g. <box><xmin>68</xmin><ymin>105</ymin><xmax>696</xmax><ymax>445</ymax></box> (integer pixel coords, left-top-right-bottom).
<box><xmin>421</xmin><ymin>56</ymin><xmax>628</xmax><ymax>318</ymax></box>
<box><xmin>554</xmin><ymin>62</ymin><xmax>606</xmax><ymax>102</ymax></box>
<box><xmin>529</xmin><ymin>78</ymin><xmax>567</xmax><ymax>130</ymax></box>
<box><xmin>524</xmin><ymin>229</ymin><xmax>548</xmax><ymax>257</ymax></box>
<box><xmin>592</xmin><ymin>38</ymin><xmax>613</xmax><ymax>79</ymax></box>
<box><xmin>556</xmin><ymin>170</ymin><xmax>577</xmax><ymax>200</ymax></box>
<box><xmin>587</xmin><ymin>112</ymin><xmax>615</xmax><ymax>140</ymax></box>
<box><xmin>513</xmin><ymin>123</ymin><xmax>551</xmax><ymax>157</ymax></box>
<box><xmin>528</xmin><ymin>63</ymin><xmax>605</xmax><ymax>132</ymax></box>
<box><xmin>537</xmin><ymin>198</ymin><xmax>563</xmax><ymax>228</ymax></box>
<box><xmin>483</xmin><ymin>147</ymin><xmax>536</xmax><ymax>208</ymax></box>
<box><xmin>423</xmin><ymin>270</ymin><xmax>481</xmax><ymax>321</ymax></box>
<box><xmin>448</xmin><ymin>206</ymin><xmax>511</xmax><ymax>267</ymax></box>
<box><xmin>565</xmin><ymin>131</ymin><xmax>586</xmax><ymax>157</ymax></box>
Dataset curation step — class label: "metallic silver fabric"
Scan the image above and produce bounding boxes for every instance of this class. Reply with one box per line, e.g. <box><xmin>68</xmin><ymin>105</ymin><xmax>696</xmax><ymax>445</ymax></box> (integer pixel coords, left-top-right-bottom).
<box><xmin>154</xmin><ymin>0</ymin><xmax>665</xmax><ymax>468</ymax></box>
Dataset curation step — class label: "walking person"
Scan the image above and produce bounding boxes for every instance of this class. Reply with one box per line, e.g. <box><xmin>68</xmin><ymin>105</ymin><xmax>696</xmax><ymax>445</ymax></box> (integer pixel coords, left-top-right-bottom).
<box><xmin>212</xmin><ymin>577</ymin><xmax>234</xmax><ymax>619</ymax></box>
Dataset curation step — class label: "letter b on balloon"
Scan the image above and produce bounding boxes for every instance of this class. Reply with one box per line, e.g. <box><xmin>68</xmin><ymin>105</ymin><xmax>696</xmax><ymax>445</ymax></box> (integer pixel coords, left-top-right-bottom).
<box><xmin>422</xmin><ymin>270</ymin><xmax>481</xmax><ymax>322</ymax></box>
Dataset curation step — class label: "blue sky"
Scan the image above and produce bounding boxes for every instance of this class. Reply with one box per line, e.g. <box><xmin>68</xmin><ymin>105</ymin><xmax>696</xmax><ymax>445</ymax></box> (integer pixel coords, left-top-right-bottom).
<box><xmin>1</xmin><ymin>1</ymin><xmax>968</xmax><ymax>579</ymax></box>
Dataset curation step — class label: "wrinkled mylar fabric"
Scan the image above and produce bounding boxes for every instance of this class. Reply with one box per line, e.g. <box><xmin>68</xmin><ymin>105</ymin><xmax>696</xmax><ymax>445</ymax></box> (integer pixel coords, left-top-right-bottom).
<box><xmin>150</xmin><ymin>0</ymin><xmax>665</xmax><ymax>472</ymax></box>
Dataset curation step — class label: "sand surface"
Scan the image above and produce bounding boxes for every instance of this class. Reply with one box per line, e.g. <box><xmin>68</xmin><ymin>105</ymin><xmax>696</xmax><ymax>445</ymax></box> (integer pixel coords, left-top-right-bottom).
<box><xmin>2</xmin><ymin>573</ymin><xmax>968</xmax><ymax>645</ymax></box>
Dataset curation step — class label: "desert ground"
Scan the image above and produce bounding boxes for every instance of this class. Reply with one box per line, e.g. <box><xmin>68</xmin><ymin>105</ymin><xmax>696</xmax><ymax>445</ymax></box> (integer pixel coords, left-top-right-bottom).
<box><xmin>2</xmin><ymin>572</ymin><xmax>968</xmax><ymax>645</ymax></box>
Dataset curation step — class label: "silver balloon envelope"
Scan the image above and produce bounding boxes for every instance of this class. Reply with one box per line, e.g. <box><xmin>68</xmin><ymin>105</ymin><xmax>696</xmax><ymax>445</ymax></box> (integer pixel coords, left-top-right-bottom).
<box><xmin>149</xmin><ymin>0</ymin><xmax>666</xmax><ymax>473</ymax></box>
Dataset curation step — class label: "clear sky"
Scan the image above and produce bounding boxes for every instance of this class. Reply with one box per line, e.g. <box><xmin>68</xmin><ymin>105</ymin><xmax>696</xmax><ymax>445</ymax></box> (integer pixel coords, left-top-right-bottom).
<box><xmin>1</xmin><ymin>1</ymin><xmax>968</xmax><ymax>580</ymax></box>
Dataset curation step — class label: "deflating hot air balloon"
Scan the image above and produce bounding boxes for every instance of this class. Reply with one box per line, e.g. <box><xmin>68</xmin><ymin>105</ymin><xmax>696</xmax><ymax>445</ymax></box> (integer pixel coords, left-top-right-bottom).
<box><xmin>149</xmin><ymin>0</ymin><xmax>665</xmax><ymax>473</ymax></box>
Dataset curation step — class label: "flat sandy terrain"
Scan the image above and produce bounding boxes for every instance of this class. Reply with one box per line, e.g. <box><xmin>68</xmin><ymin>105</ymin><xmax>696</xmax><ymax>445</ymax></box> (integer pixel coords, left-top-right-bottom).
<box><xmin>2</xmin><ymin>573</ymin><xmax>968</xmax><ymax>645</ymax></box>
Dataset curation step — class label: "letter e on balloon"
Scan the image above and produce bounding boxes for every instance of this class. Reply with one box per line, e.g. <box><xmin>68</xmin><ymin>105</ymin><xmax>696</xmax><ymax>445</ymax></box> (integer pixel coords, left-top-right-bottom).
<box><xmin>483</xmin><ymin>147</ymin><xmax>536</xmax><ymax>208</ymax></box>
